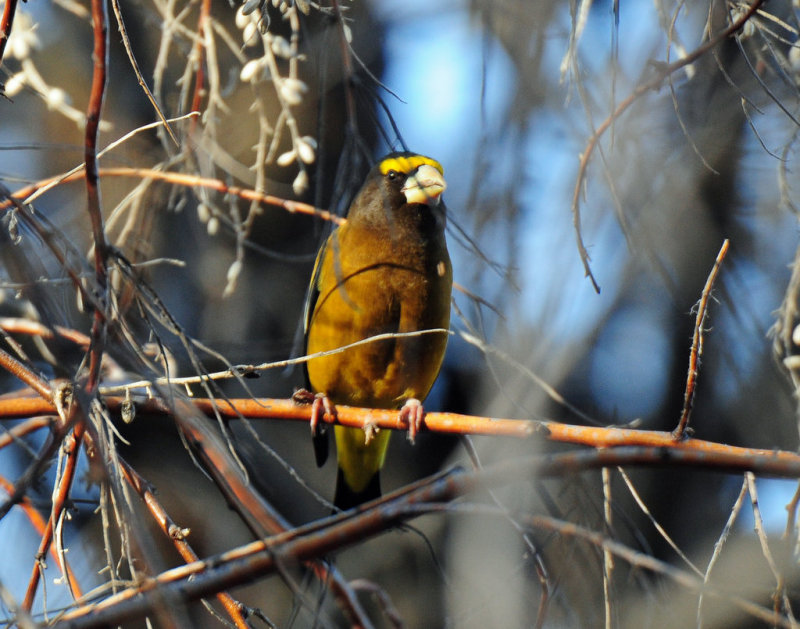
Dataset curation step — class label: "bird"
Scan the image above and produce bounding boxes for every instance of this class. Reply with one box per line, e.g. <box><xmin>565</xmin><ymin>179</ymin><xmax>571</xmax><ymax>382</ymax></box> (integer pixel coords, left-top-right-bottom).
<box><xmin>302</xmin><ymin>151</ymin><xmax>452</xmax><ymax>510</ymax></box>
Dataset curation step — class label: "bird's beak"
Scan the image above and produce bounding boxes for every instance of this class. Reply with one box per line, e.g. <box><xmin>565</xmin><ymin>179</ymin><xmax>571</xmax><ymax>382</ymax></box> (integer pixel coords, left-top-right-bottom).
<box><xmin>402</xmin><ymin>164</ymin><xmax>446</xmax><ymax>206</ymax></box>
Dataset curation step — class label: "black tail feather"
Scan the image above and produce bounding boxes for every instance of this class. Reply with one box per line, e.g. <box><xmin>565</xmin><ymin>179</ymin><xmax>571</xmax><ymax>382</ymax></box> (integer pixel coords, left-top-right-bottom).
<box><xmin>312</xmin><ymin>429</ymin><xmax>329</xmax><ymax>467</ymax></box>
<box><xmin>333</xmin><ymin>468</ymin><xmax>381</xmax><ymax>511</ymax></box>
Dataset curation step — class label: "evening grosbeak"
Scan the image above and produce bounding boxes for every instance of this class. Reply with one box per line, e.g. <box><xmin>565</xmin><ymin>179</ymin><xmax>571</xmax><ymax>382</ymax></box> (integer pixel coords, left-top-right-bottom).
<box><xmin>303</xmin><ymin>152</ymin><xmax>452</xmax><ymax>509</ymax></box>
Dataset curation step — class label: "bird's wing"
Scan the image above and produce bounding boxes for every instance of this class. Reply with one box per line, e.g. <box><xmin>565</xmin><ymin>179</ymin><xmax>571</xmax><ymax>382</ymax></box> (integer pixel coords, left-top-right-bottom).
<box><xmin>302</xmin><ymin>234</ymin><xmax>327</xmax><ymax>340</ymax></box>
<box><xmin>303</xmin><ymin>233</ymin><xmax>331</xmax><ymax>467</ymax></box>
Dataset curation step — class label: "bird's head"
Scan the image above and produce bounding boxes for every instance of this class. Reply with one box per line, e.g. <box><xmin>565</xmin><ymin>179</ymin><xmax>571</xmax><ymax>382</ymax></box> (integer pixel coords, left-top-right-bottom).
<box><xmin>378</xmin><ymin>153</ymin><xmax>446</xmax><ymax>207</ymax></box>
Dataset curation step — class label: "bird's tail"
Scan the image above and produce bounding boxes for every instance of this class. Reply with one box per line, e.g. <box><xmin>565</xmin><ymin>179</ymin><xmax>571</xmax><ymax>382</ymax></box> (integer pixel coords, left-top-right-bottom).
<box><xmin>333</xmin><ymin>467</ymin><xmax>381</xmax><ymax>511</ymax></box>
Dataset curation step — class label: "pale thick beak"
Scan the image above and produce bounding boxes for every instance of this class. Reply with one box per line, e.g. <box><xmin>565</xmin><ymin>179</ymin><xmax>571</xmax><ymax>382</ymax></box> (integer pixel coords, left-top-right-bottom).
<box><xmin>401</xmin><ymin>164</ymin><xmax>446</xmax><ymax>205</ymax></box>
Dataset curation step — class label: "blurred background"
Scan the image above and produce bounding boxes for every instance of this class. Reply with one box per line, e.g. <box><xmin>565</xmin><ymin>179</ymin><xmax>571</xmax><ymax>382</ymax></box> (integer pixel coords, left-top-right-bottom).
<box><xmin>1</xmin><ymin>0</ymin><xmax>800</xmax><ymax>626</ymax></box>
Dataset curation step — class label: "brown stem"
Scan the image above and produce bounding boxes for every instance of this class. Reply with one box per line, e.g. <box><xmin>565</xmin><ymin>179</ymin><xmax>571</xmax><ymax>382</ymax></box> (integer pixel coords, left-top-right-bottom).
<box><xmin>53</xmin><ymin>446</ymin><xmax>799</xmax><ymax>629</ymax></box>
<box><xmin>0</xmin><ymin>474</ymin><xmax>83</xmax><ymax>600</ymax></box>
<box><xmin>168</xmin><ymin>397</ymin><xmax>371</xmax><ymax>627</ymax></box>
<box><xmin>118</xmin><ymin>457</ymin><xmax>253</xmax><ymax>629</ymax></box>
<box><xmin>22</xmin><ymin>421</ymin><xmax>85</xmax><ymax>611</ymax></box>
<box><xmin>673</xmin><ymin>239</ymin><xmax>730</xmax><ymax>439</ymax></box>
<box><xmin>84</xmin><ymin>0</ymin><xmax>110</xmax><ymax>393</ymax></box>
<box><xmin>0</xmin><ymin>0</ymin><xmax>17</xmax><ymax>68</ymax></box>
<box><xmin>2</xmin><ymin>394</ymin><xmax>800</xmax><ymax>476</ymax></box>
<box><xmin>5</xmin><ymin>167</ymin><xmax>344</xmax><ymax>225</ymax></box>
<box><xmin>0</xmin><ymin>346</ymin><xmax>52</xmax><ymax>401</ymax></box>
<box><xmin>188</xmin><ymin>0</ymin><xmax>211</xmax><ymax>134</ymax></box>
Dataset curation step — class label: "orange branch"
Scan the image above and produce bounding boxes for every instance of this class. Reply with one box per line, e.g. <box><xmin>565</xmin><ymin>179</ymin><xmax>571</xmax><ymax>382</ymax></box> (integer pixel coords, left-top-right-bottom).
<box><xmin>0</xmin><ymin>346</ymin><xmax>53</xmax><ymax>402</ymax></box>
<box><xmin>167</xmin><ymin>398</ymin><xmax>370</xmax><ymax>626</ymax></box>
<box><xmin>0</xmin><ymin>414</ymin><xmax>53</xmax><ymax>448</ymax></box>
<box><xmin>674</xmin><ymin>239</ymin><xmax>730</xmax><ymax>439</ymax></box>
<box><xmin>22</xmin><ymin>421</ymin><xmax>85</xmax><ymax>611</ymax></box>
<box><xmin>1</xmin><ymin>394</ymin><xmax>799</xmax><ymax>475</ymax></box>
<box><xmin>118</xmin><ymin>457</ymin><xmax>252</xmax><ymax>629</ymax></box>
<box><xmin>0</xmin><ymin>0</ymin><xmax>17</xmax><ymax>67</ymax></box>
<box><xmin>188</xmin><ymin>0</ymin><xmax>211</xmax><ymax>132</ymax></box>
<box><xmin>0</xmin><ymin>475</ymin><xmax>83</xmax><ymax>601</ymax></box>
<box><xmin>52</xmin><ymin>447</ymin><xmax>798</xmax><ymax>629</ymax></box>
<box><xmin>84</xmin><ymin>0</ymin><xmax>109</xmax><ymax>393</ymax></box>
<box><xmin>5</xmin><ymin>167</ymin><xmax>344</xmax><ymax>225</ymax></box>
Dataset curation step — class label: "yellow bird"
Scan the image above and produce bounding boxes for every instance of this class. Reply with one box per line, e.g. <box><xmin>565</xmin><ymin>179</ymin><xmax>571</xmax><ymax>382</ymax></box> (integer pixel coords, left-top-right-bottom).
<box><xmin>303</xmin><ymin>152</ymin><xmax>452</xmax><ymax>509</ymax></box>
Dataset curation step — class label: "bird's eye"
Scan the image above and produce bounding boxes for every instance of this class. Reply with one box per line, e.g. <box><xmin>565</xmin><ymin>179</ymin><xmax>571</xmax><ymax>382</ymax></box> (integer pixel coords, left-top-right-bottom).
<box><xmin>387</xmin><ymin>170</ymin><xmax>399</xmax><ymax>182</ymax></box>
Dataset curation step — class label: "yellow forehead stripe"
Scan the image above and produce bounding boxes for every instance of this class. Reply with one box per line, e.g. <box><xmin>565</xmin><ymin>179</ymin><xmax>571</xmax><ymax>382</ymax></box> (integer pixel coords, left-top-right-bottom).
<box><xmin>379</xmin><ymin>155</ymin><xmax>443</xmax><ymax>176</ymax></box>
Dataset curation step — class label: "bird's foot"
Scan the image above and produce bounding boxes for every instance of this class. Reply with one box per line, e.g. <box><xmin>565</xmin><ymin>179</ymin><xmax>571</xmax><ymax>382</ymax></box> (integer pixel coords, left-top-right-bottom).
<box><xmin>292</xmin><ymin>388</ymin><xmax>336</xmax><ymax>437</ymax></box>
<box><xmin>311</xmin><ymin>393</ymin><xmax>336</xmax><ymax>437</ymax></box>
<box><xmin>362</xmin><ymin>422</ymin><xmax>379</xmax><ymax>445</ymax></box>
<box><xmin>292</xmin><ymin>388</ymin><xmax>315</xmax><ymax>405</ymax></box>
<box><xmin>400</xmin><ymin>398</ymin><xmax>424</xmax><ymax>444</ymax></box>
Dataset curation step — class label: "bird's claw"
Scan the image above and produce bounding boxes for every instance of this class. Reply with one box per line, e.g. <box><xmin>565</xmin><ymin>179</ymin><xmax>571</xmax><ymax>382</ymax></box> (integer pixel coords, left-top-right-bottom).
<box><xmin>293</xmin><ymin>388</ymin><xmax>336</xmax><ymax>437</ymax></box>
<box><xmin>310</xmin><ymin>393</ymin><xmax>336</xmax><ymax>437</ymax></box>
<box><xmin>292</xmin><ymin>387</ymin><xmax>316</xmax><ymax>405</ymax></box>
<box><xmin>363</xmin><ymin>422</ymin><xmax>379</xmax><ymax>445</ymax></box>
<box><xmin>400</xmin><ymin>398</ymin><xmax>424</xmax><ymax>444</ymax></box>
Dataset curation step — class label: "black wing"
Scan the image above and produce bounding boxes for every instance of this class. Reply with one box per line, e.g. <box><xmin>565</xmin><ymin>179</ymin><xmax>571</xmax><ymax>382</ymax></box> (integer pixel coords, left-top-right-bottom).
<box><xmin>303</xmin><ymin>237</ymin><xmax>330</xmax><ymax>468</ymax></box>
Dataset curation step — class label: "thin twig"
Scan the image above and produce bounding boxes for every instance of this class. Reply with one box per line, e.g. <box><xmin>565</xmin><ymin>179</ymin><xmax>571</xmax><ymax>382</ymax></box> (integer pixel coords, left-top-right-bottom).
<box><xmin>22</xmin><ymin>113</ymin><xmax>198</xmax><ymax>207</ymax></box>
<box><xmin>746</xmin><ymin>473</ymin><xmax>796</xmax><ymax>622</ymax></box>
<box><xmin>331</xmin><ymin>0</ymin><xmax>357</xmax><ymax>134</ymax></box>
<box><xmin>0</xmin><ymin>415</ymin><xmax>54</xmax><ymax>450</ymax></box>
<box><xmin>571</xmin><ymin>1</ymin><xmax>764</xmax><ymax>291</ymax></box>
<box><xmin>602</xmin><ymin>467</ymin><xmax>614</xmax><ymax>629</ymax></box>
<box><xmin>109</xmin><ymin>0</ymin><xmax>178</xmax><ymax>146</ymax></box>
<box><xmin>459</xmin><ymin>436</ymin><xmax>550</xmax><ymax>629</ymax></box>
<box><xmin>0</xmin><ymin>581</ymin><xmax>36</xmax><ymax>629</ymax></box>
<box><xmin>698</xmin><ymin>476</ymin><xmax>748</xmax><ymax>628</ymax></box>
<box><xmin>6</xmin><ymin>167</ymin><xmax>344</xmax><ymax>225</ymax></box>
<box><xmin>617</xmin><ymin>467</ymin><xmax>702</xmax><ymax>576</ymax></box>
<box><xmin>99</xmin><ymin>328</ymin><xmax>452</xmax><ymax>394</ymax></box>
<box><xmin>517</xmin><ymin>511</ymin><xmax>790</xmax><ymax>628</ymax></box>
<box><xmin>783</xmin><ymin>480</ymin><xmax>800</xmax><ymax>542</ymax></box>
<box><xmin>0</xmin><ymin>386</ymin><xmax>79</xmax><ymax>526</ymax></box>
<box><xmin>187</xmin><ymin>0</ymin><xmax>211</xmax><ymax>136</ymax></box>
<box><xmin>0</xmin><ymin>185</ymin><xmax>104</xmax><ymax>323</ymax></box>
<box><xmin>674</xmin><ymin>239</ymin><xmax>730</xmax><ymax>439</ymax></box>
